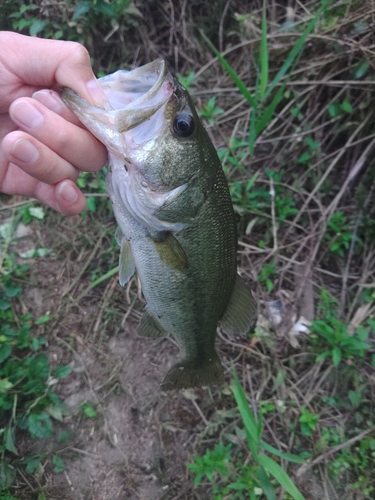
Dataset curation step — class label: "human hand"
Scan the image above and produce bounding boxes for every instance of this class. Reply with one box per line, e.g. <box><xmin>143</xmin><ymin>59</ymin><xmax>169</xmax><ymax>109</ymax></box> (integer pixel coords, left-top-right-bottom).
<box><xmin>0</xmin><ymin>31</ymin><xmax>108</xmax><ymax>215</ymax></box>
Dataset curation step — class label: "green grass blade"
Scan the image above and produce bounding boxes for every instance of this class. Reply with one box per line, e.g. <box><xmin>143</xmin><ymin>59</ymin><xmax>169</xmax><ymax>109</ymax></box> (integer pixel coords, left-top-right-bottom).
<box><xmin>264</xmin><ymin>0</ymin><xmax>329</xmax><ymax>100</ymax></box>
<box><xmin>260</xmin><ymin>1</ymin><xmax>268</xmax><ymax>100</ymax></box>
<box><xmin>254</xmin><ymin>466</ymin><xmax>276</xmax><ymax>500</ymax></box>
<box><xmin>260</xmin><ymin>441</ymin><xmax>305</xmax><ymax>464</ymax></box>
<box><xmin>248</xmin><ymin>90</ymin><xmax>258</xmax><ymax>154</ymax></box>
<box><xmin>76</xmin><ymin>266</ymin><xmax>119</xmax><ymax>302</ymax></box>
<box><xmin>256</xmin><ymin>84</ymin><xmax>286</xmax><ymax>135</ymax></box>
<box><xmin>200</xmin><ymin>31</ymin><xmax>257</xmax><ymax>108</ymax></box>
<box><xmin>231</xmin><ymin>374</ymin><xmax>260</xmax><ymax>458</ymax></box>
<box><xmin>257</xmin><ymin>454</ymin><xmax>305</xmax><ymax>500</ymax></box>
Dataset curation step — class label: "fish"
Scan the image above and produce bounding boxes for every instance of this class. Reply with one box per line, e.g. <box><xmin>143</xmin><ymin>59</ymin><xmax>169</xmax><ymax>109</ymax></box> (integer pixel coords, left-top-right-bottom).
<box><xmin>61</xmin><ymin>59</ymin><xmax>257</xmax><ymax>390</ymax></box>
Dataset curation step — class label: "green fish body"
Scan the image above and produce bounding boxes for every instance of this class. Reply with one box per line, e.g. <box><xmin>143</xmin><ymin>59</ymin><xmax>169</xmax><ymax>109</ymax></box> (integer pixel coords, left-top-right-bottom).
<box><xmin>61</xmin><ymin>59</ymin><xmax>257</xmax><ymax>390</ymax></box>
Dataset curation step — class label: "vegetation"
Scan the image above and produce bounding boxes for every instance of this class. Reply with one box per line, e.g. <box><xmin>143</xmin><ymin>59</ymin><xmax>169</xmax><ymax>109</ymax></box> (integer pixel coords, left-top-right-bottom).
<box><xmin>1</xmin><ymin>0</ymin><xmax>374</xmax><ymax>498</ymax></box>
<box><xmin>0</xmin><ymin>208</ymin><xmax>73</xmax><ymax>491</ymax></box>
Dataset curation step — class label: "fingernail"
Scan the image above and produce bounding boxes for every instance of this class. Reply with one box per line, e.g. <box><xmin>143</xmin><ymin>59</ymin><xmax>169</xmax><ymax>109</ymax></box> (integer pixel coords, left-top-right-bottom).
<box><xmin>11</xmin><ymin>138</ymin><xmax>39</xmax><ymax>163</ymax></box>
<box><xmin>11</xmin><ymin>100</ymin><xmax>44</xmax><ymax>129</ymax></box>
<box><xmin>86</xmin><ymin>79</ymin><xmax>106</xmax><ymax>105</ymax></box>
<box><xmin>58</xmin><ymin>181</ymin><xmax>78</xmax><ymax>204</ymax></box>
<box><xmin>32</xmin><ymin>90</ymin><xmax>63</xmax><ymax>114</ymax></box>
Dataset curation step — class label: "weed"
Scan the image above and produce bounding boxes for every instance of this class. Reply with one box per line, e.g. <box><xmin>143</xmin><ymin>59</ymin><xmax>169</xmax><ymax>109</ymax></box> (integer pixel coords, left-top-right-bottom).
<box><xmin>76</xmin><ymin>168</ymin><xmax>109</xmax><ymax>214</ymax></box>
<box><xmin>229</xmin><ymin>176</ymin><xmax>269</xmax><ymax>217</ymax></box>
<box><xmin>8</xmin><ymin>0</ymin><xmax>141</xmax><ymax>44</ymax></box>
<box><xmin>228</xmin><ymin>169</ymin><xmax>298</xmax><ymax>239</ymax></box>
<box><xmin>218</xmin><ymin>138</ymin><xmax>250</xmax><ymax>175</ymax></box>
<box><xmin>0</xmin><ymin>493</ymin><xmax>17</xmax><ymax>500</ymax></box>
<box><xmin>257</xmin><ymin>262</ymin><xmax>278</xmax><ymax>292</ymax></box>
<box><xmin>327</xmin><ymin>99</ymin><xmax>353</xmax><ymax>118</ymax></box>
<box><xmin>188</xmin><ymin>442</ymin><xmax>232</xmax><ymax>488</ymax></box>
<box><xmin>296</xmin><ymin>136</ymin><xmax>321</xmax><ymax>166</ymax></box>
<box><xmin>188</xmin><ymin>442</ymin><xmax>262</xmax><ymax>499</ymax></box>
<box><xmin>52</xmin><ymin>454</ymin><xmax>66</xmax><ymax>473</ymax></box>
<box><xmin>0</xmin><ymin>211</ymin><xmax>72</xmax><ymax>489</ymax></box>
<box><xmin>189</xmin><ymin>375</ymin><xmax>305</xmax><ymax>500</ymax></box>
<box><xmin>199</xmin><ymin>97</ymin><xmax>224</xmax><ymax>125</ymax></box>
<box><xmin>202</xmin><ymin>0</ymin><xmax>329</xmax><ymax>154</ymax></box>
<box><xmin>177</xmin><ymin>71</ymin><xmax>197</xmax><ymax>92</ymax></box>
<box><xmin>325</xmin><ymin>211</ymin><xmax>360</xmax><ymax>258</ymax></box>
<box><xmin>265</xmin><ymin>170</ymin><xmax>298</xmax><ymax>221</ymax></box>
<box><xmin>316</xmin><ymin>428</ymin><xmax>375</xmax><ymax>497</ymax></box>
<box><xmin>79</xmin><ymin>401</ymin><xmax>98</xmax><ymax>418</ymax></box>
<box><xmin>312</xmin><ymin>289</ymin><xmax>372</xmax><ymax>366</ymax></box>
<box><xmin>298</xmin><ymin>408</ymin><xmax>319</xmax><ymax>437</ymax></box>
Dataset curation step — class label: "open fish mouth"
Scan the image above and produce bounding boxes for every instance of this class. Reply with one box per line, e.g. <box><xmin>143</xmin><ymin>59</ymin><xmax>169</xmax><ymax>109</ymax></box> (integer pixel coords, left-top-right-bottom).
<box><xmin>99</xmin><ymin>59</ymin><xmax>172</xmax><ymax>133</ymax></box>
<box><xmin>61</xmin><ymin>59</ymin><xmax>174</xmax><ymax>152</ymax></box>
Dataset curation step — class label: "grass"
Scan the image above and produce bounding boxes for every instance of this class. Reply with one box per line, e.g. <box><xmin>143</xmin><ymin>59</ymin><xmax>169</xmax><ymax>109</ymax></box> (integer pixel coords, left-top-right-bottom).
<box><xmin>1</xmin><ymin>0</ymin><xmax>375</xmax><ymax>498</ymax></box>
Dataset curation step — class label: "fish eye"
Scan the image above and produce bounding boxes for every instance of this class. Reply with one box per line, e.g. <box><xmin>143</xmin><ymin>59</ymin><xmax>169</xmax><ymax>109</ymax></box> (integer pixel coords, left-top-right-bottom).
<box><xmin>173</xmin><ymin>113</ymin><xmax>195</xmax><ymax>138</ymax></box>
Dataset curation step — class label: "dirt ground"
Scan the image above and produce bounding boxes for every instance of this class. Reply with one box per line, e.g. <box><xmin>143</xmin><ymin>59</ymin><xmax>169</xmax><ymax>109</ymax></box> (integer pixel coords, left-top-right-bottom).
<box><xmin>45</xmin><ymin>330</ymin><xmax>198</xmax><ymax>500</ymax></box>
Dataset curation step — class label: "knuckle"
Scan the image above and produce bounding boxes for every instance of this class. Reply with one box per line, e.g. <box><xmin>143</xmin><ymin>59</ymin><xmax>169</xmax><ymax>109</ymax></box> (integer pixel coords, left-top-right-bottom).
<box><xmin>64</xmin><ymin>42</ymin><xmax>90</xmax><ymax>67</ymax></box>
<box><xmin>54</xmin><ymin>126</ymin><xmax>71</xmax><ymax>150</ymax></box>
<box><xmin>37</xmin><ymin>155</ymin><xmax>56</xmax><ymax>179</ymax></box>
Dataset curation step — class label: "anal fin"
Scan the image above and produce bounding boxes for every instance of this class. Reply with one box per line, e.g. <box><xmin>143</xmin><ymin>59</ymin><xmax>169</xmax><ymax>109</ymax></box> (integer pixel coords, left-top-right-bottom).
<box><xmin>220</xmin><ymin>274</ymin><xmax>257</xmax><ymax>337</ymax></box>
<box><xmin>138</xmin><ymin>310</ymin><xmax>168</xmax><ymax>338</ymax></box>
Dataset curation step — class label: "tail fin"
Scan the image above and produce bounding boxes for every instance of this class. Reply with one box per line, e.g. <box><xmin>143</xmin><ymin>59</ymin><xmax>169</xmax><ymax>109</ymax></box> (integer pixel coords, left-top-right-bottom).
<box><xmin>161</xmin><ymin>352</ymin><xmax>224</xmax><ymax>391</ymax></box>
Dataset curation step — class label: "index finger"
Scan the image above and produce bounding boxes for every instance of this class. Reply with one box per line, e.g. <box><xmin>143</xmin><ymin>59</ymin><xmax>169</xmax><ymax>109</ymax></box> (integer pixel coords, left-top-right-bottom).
<box><xmin>1</xmin><ymin>32</ymin><xmax>106</xmax><ymax>105</ymax></box>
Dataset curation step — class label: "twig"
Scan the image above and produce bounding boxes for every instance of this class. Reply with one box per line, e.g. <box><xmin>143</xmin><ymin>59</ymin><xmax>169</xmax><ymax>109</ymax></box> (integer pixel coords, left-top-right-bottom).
<box><xmin>88</xmin><ymin>276</ymin><xmax>117</xmax><ymax>342</ymax></box>
<box><xmin>191</xmin><ymin>399</ymin><xmax>209</xmax><ymax>426</ymax></box>
<box><xmin>63</xmin><ymin>469</ymin><xmax>75</xmax><ymax>493</ymax></box>
<box><xmin>0</xmin><ymin>199</ymin><xmax>34</xmax><ymax>210</ymax></box>
<box><xmin>121</xmin><ymin>293</ymin><xmax>137</xmax><ymax>328</ymax></box>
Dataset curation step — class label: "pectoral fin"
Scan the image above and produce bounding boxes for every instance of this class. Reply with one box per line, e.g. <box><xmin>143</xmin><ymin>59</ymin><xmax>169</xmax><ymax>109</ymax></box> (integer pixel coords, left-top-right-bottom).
<box><xmin>138</xmin><ymin>310</ymin><xmax>168</xmax><ymax>338</ymax></box>
<box><xmin>152</xmin><ymin>232</ymin><xmax>188</xmax><ymax>271</ymax></box>
<box><xmin>118</xmin><ymin>234</ymin><xmax>136</xmax><ymax>287</ymax></box>
<box><xmin>220</xmin><ymin>274</ymin><xmax>257</xmax><ymax>337</ymax></box>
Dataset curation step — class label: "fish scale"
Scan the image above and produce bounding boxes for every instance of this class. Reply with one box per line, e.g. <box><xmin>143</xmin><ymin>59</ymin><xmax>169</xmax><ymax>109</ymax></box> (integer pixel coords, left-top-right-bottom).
<box><xmin>61</xmin><ymin>59</ymin><xmax>257</xmax><ymax>390</ymax></box>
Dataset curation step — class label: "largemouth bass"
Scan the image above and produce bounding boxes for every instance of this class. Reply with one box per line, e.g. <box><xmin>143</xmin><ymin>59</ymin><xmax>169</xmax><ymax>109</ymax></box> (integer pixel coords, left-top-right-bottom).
<box><xmin>61</xmin><ymin>59</ymin><xmax>257</xmax><ymax>390</ymax></box>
